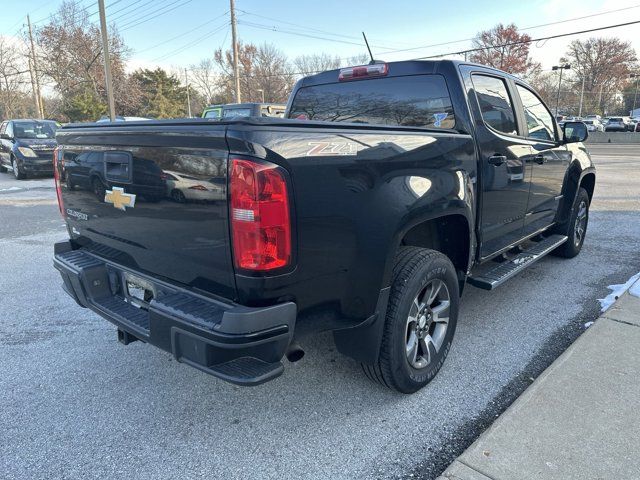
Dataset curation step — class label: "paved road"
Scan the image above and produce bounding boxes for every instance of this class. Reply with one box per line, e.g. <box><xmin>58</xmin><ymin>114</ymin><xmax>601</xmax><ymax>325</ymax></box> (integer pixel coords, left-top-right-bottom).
<box><xmin>1</xmin><ymin>145</ymin><xmax>639</xmax><ymax>480</ymax></box>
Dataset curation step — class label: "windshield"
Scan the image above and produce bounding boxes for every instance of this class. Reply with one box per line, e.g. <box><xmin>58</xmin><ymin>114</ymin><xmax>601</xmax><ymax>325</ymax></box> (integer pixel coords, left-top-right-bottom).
<box><xmin>13</xmin><ymin>121</ymin><xmax>57</xmax><ymax>139</ymax></box>
<box><xmin>288</xmin><ymin>74</ymin><xmax>456</xmax><ymax>129</ymax></box>
<box><xmin>203</xmin><ymin>109</ymin><xmax>221</xmax><ymax>119</ymax></box>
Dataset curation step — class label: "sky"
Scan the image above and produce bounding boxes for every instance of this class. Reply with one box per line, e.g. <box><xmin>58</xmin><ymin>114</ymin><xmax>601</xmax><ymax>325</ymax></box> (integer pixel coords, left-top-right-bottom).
<box><xmin>1</xmin><ymin>0</ymin><xmax>640</xmax><ymax>76</ymax></box>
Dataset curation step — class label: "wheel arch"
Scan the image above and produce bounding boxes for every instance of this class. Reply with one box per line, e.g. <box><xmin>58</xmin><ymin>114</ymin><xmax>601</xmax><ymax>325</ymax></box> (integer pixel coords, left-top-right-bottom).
<box><xmin>382</xmin><ymin>211</ymin><xmax>474</xmax><ymax>289</ymax></box>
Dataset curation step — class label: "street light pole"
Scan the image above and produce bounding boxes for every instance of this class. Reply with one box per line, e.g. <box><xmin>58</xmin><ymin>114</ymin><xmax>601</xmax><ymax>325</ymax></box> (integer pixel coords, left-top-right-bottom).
<box><xmin>98</xmin><ymin>0</ymin><xmax>116</xmax><ymax>121</ymax></box>
<box><xmin>631</xmin><ymin>73</ymin><xmax>640</xmax><ymax>116</ymax></box>
<box><xmin>552</xmin><ymin>64</ymin><xmax>571</xmax><ymax>117</ymax></box>
<box><xmin>184</xmin><ymin>68</ymin><xmax>192</xmax><ymax>117</ymax></box>
<box><xmin>578</xmin><ymin>74</ymin><xmax>586</xmax><ymax>118</ymax></box>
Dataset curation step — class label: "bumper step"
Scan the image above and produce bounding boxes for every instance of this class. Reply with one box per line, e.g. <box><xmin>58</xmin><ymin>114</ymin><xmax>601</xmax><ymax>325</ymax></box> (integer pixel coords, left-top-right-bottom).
<box><xmin>468</xmin><ymin>234</ymin><xmax>568</xmax><ymax>290</ymax></box>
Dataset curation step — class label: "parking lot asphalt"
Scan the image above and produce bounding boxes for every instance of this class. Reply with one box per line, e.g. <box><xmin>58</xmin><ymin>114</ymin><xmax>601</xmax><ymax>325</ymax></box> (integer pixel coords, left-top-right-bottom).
<box><xmin>1</xmin><ymin>144</ymin><xmax>639</xmax><ymax>480</ymax></box>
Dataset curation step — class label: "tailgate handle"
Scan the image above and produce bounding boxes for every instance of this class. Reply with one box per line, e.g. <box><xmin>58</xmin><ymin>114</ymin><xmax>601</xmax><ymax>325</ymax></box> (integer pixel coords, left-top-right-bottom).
<box><xmin>104</xmin><ymin>151</ymin><xmax>133</xmax><ymax>183</ymax></box>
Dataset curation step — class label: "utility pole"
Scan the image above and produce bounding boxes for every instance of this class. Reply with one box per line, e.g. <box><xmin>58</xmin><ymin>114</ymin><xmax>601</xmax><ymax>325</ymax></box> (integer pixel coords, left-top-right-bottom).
<box><xmin>27</xmin><ymin>56</ymin><xmax>40</xmax><ymax>119</ymax></box>
<box><xmin>578</xmin><ymin>74</ymin><xmax>586</xmax><ymax>118</ymax></box>
<box><xmin>229</xmin><ymin>0</ymin><xmax>241</xmax><ymax>103</ymax></box>
<box><xmin>185</xmin><ymin>68</ymin><xmax>192</xmax><ymax>117</ymax></box>
<box><xmin>27</xmin><ymin>15</ymin><xmax>44</xmax><ymax>119</ymax></box>
<box><xmin>98</xmin><ymin>0</ymin><xmax>116</xmax><ymax>121</ymax></box>
<box><xmin>552</xmin><ymin>64</ymin><xmax>571</xmax><ymax>117</ymax></box>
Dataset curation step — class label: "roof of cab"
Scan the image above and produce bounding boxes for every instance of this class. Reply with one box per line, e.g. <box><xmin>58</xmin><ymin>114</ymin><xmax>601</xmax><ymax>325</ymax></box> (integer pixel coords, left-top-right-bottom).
<box><xmin>295</xmin><ymin>59</ymin><xmax>523</xmax><ymax>88</ymax></box>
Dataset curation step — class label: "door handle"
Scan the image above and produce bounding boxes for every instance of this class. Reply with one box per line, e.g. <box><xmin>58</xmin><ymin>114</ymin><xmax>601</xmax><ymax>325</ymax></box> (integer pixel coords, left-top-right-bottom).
<box><xmin>488</xmin><ymin>154</ymin><xmax>506</xmax><ymax>166</ymax></box>
<box><xmin>534</xmin><ymin>154</ymin><xmax>546</xmax><ymax>165</ymax></box>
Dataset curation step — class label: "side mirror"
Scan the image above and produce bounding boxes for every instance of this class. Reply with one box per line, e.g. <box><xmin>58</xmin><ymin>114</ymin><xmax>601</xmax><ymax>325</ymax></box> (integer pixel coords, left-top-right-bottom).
<box><xmin>0</xmin><ymin>133</ymin><xmax>12</xmax><ymax>140</ymax></box>
<box><xmin>563</xmin><ymin>121</ymin><xmax>588</xmax><ymax>144</ymax></box>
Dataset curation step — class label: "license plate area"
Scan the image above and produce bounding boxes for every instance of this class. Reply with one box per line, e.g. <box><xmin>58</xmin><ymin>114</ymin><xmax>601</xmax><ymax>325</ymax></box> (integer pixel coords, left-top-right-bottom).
<box><xmin>124</xmin><ymin>273</ymin><xmax>155</xmax><ymax>309</ymax></box>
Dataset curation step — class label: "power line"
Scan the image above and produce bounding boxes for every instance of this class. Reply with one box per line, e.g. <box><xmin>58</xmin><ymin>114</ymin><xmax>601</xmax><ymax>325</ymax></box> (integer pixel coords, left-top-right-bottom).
<box><xmin>151</xmin><ymin>23</ymin><xmax>229</xmax><ymax>62</ymax></box>
<box><xmin>368</xmin><ymin>3</ymin><xmax>640</xmax><ymax>57</ymax></box>
<box><xmin>237</xmin><ymin>20</ymin><xmax>400</xmax><ymax>51</ymax></box>
<box><xmin>111</xmin><ymin>0</ymin><xmax>172</xmax><ymax>24</ymax></box>
<box><xmin>133</xmin><ymin>11</ymin><xmax>229</xmax><ymax>54</ymax></box>
<box><xmin>236</xmin><ymin>8</ymin><xmax>415</xmax><ymax>49</ymax></box>
<box><xmin>416</xmin><ymin>18</ymin><xmax>640</xmax><ymax>60</ymax></box>
<box><xmin>119</xmin><ymin>0</ymin><xmax>195</xmax><ymax>32</ymax></box>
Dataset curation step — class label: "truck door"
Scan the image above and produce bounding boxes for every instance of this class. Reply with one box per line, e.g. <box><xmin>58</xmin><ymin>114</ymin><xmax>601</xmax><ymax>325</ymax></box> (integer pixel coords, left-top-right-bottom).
<box><xmin>513</xmin><ymin>83</ymin><xmax>570</xmax><ymax>236</ymax></box>
<box><xmin>462</xmin><ymin>69</ymin><xmax>533</xmax><ymax>258</ymax></box>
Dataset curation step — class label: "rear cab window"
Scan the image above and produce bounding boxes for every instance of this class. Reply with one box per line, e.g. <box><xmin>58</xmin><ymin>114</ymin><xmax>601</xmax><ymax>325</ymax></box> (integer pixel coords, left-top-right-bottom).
<box><xmin>223</xmin><ymin>108</ymin><xmax>252</xmax><ymax>118</ymax></box>
<box><xmin>288</xmin><ymin>75</ymin><xmax>456</xmax><ymax>129</ymax></box>
<box><xmin>471</xmin><ymin>74</ymin><xmax>517</xmax><ymax>135</ymax></box>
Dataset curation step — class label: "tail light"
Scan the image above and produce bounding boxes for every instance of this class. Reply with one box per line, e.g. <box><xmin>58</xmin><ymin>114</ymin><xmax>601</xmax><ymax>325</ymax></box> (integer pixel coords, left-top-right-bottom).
<box><xmin>230</xmin><ymin>158</ymin><xmax>291</xmax><ymax>271</ymax></box>
<box><xmin>338</xmin><ymin>63</ymin><xmax>388</xmax><ymax>81</ymax></box>
<box><xmin>53</xmin><ymin>147</ymin><xmax>64</xmax><ymax>217</ymax></box>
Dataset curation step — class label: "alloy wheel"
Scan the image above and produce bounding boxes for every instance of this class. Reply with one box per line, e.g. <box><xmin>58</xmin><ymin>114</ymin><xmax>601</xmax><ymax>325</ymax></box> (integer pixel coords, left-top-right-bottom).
<box><xmin>405</xmin><ymin>279</ymin><xmax>451</xmax><ymax>369</ymax></box>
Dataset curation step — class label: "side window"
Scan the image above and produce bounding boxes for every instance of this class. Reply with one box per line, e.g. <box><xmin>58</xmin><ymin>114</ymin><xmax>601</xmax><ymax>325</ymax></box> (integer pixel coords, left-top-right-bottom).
<box><xmin>472</xmin><ymin>75</ymin><xmax>517</xmax><ymax>135</ymax></box>
<box><xmin>516</xmin><ymin>85</ymin><xmax>556</xmax><ymax>141</ymax></box>
<box><xmin>5</xmin><ymin>122</ymin><xmax>13</xmax><ymax>138</ymax></box>
<box><xmin>0</xmin><ymin>122</ymin><xmax>6</xmax><ymax>135</ymax></box>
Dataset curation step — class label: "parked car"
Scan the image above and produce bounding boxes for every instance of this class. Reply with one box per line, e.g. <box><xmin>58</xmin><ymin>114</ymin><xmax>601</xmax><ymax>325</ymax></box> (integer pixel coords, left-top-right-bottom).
<box><xmin>202</xmin><ymin>103</ymin><xmax>287</xmax><ymax>119</ymax></box>
<box><xmin>604</xmin><ymin>117</ymin><xmax>627</xmax><ymax>132</ymax></box>
<box><xmin>162</xmin><ymin>170</ymin><xmax>225</xmax><ymax>203</ymax></box>
<box><xmin>62</xmin><ymin>150</ymin><xmax>166</xmax><ymax>202</ymax></box>
<box><xmin>0</xmin><ymin>119</ymin><xmax>58</xmax><ymax>179</ymax></box>
<box><xmin>583</xmin><ymin>119</ymin><xmax>604</xmax><ymax>132</ymax></box>
<box><xmin>635</xmin><ymin>121</ymin><xmax>640</xmax><ymax>133</ymax></box>
<box><xmin>53</xmin><ymin>60</ymin><xmax>595</xmax><ymax>393</ymax></box>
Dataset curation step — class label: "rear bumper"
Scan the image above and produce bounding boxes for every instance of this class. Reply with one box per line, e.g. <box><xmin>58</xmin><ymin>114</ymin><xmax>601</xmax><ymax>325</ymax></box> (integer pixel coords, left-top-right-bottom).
<box><xmin>53</xmin><ymin>241</ymin><xmax>296</xmax><ymax>386</ymax></box>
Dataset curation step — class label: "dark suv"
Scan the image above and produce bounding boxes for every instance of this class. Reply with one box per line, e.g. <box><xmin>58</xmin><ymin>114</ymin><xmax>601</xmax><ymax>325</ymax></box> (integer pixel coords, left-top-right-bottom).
<box><xmin>0</xmin><ymin>119</ymin><xmax>58</xmax><ymax>179</ymax></box>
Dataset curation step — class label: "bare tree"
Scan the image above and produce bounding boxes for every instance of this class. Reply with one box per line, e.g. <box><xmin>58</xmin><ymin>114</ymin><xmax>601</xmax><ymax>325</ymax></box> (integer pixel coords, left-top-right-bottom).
<box><xmin>563</xmin><ymin>37</ymin><xmax>638</xmax><ymax>115</ymax></box>
<box><xmin>189</xmin><ymin>58</ymin><xmax>220</xmax><ymax>104</ymax></box>
<box><xmin>35</xmin><ymin>0</ymin><xmax>137</xmax><ymax>120</ymax></box>
<box><xmin>215</xmin><ymin>41</ymin><xmax>294</xmax><ymax>103</ymax></box>
<box><xmin>0</xmin><ymin>37</ymin><xmax>32</xmax><ymax>118</ymax></box>
<box><xmin>293</xmin><ymin>53</ymin><xmax>341</xmax><ymax>76</ymax></box>
<box><xmin>470</xmin><ymin>23</ymin><xmax>540</xmax><ymax>76</ymax></box>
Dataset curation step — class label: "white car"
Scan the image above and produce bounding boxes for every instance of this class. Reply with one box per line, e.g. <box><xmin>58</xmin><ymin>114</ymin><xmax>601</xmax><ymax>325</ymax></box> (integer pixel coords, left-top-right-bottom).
<box><xmin>583</xmin><ymin>119</ymin><xmax>604</xmax><ymax>132</ymax></box>
<box><xmin>162</xmin><ymin>171</ymin><xmax>225</xmax><ymax>203</ymax></box>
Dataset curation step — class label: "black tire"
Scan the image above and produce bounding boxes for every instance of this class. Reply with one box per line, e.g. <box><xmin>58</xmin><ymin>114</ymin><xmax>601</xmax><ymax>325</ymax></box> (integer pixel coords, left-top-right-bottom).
<box><xmin>362</xmin><ymin>247</ymin><xmax>459</xmax><ymax>393</ymax></box>
<box><xmin>0</xmin><ymin>163</ymin><xmax>7</xmax><ymax>173</ymax></box>
<box><xmin>171</xmin><ymin>189</ymin><xmax>186</xmax><ymax>203</ymax></box>
<box><xmin>553</xmin><ymin>187</ymin><xmax>589</xmax><ymax>258</ymax></box>
<box><xmin>12</xmin><ymin>156</ymin><xmax>26</xmax><ymax>180</ymax></box>
<box><xmin>92</xmin><ymin>177</ymin><xmax>106</xmax><ymax>201</ymax></box>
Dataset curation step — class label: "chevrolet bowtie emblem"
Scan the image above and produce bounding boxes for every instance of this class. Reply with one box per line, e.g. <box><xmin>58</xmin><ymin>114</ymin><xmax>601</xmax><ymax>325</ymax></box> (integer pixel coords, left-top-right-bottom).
<box><xmin>104</xmin><ymin>187</ymin><xmax>136</xmax><ymax>211</ymax></box>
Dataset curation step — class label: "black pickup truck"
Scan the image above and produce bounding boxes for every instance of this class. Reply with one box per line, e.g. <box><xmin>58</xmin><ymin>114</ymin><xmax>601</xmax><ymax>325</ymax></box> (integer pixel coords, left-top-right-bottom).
<box><xmin>53</xmin><ymin>60</ymin><xmax>595</xmax><ymax>393</ymax></box>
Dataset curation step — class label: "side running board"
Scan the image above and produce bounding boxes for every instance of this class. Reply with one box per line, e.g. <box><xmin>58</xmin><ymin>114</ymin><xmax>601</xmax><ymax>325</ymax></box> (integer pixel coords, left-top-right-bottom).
<box><xmin>468</xmin><ymin>234</ymin><xmax>568</xmax><ymax>290</ymax></box>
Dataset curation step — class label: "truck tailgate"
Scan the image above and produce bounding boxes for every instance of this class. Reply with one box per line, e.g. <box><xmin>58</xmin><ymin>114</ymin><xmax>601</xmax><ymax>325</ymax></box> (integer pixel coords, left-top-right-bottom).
<box><xmin>56</xmin><ymin>124</ymin><xmax>236</xmax><ymax>300</ymax></box>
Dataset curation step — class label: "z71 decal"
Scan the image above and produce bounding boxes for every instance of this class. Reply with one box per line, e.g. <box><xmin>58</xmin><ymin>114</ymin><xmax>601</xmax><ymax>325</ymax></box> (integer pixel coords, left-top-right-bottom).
<box><xmin>306</xmin><ymin>142</ymin><xmax>358</xmax><ymax>156</ymax></box>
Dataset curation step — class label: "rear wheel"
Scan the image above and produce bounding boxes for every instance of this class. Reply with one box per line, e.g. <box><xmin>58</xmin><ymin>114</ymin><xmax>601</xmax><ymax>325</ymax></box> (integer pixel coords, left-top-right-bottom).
<box><xmin>362</xmin><ymin>247</ymin><xmax>459</xmax><ymax>393</ymax></box>
<box><xmin>12</xmin><ymin>156</ymin><xmax>26</xmax><ymax>180</ymax></box>
<box><xmin>92</xmin><ymin>177</ymin><xmax>106</xmax><ymax>201</ymax></box>
<box><xmin>172</xmin><ymin>189</ymin><xmax>186</xmax><ymax>203</ymax></box>
<box><xmin>553</xmin><ymin>187</ymin><xmax>589</xmax><ymax>258</ymax></box>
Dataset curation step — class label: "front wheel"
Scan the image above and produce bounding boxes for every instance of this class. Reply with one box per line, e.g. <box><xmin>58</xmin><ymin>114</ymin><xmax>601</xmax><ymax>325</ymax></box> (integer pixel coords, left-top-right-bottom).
<box><xmin>12</xmin><ymin>156</ymin><xmax>26</xmax><ymax>180</ymax></box>
<box><xmin>362</xmin><ymin>247</ymin><xmax>459</xmax><ymax>393</ymax></box>
<box><xmin>553</xmin><ymin>187</ymin><xmax>589</xmax><ymax>258</ymax></box>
